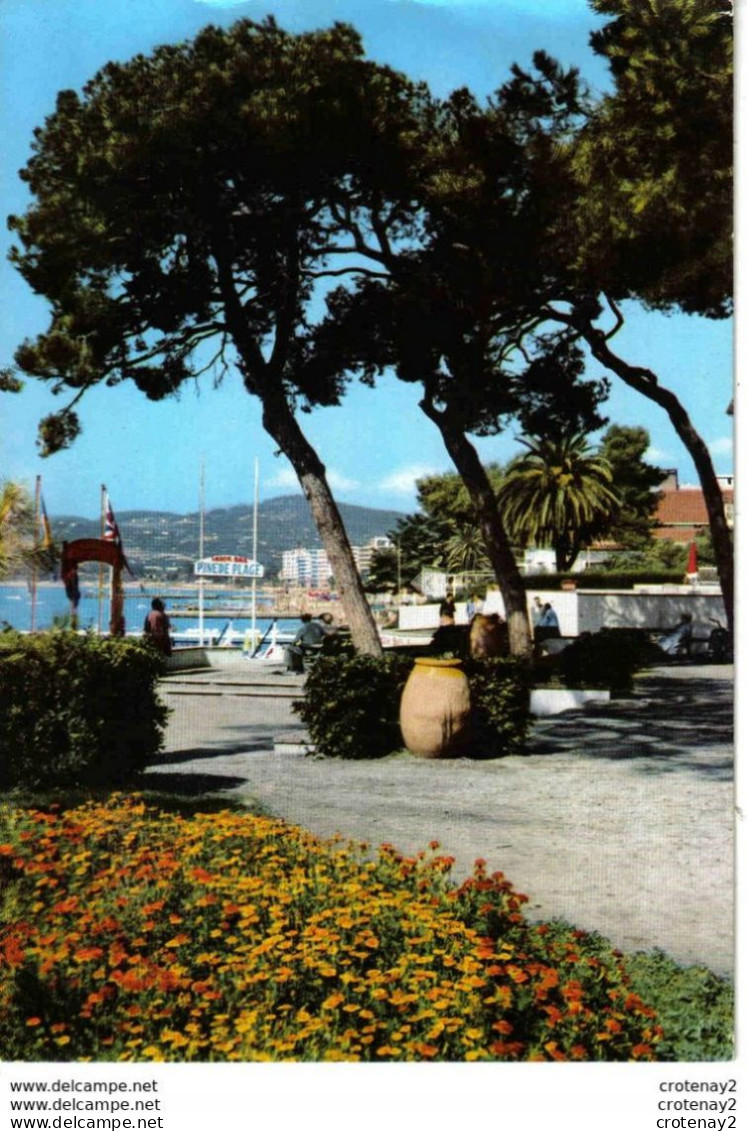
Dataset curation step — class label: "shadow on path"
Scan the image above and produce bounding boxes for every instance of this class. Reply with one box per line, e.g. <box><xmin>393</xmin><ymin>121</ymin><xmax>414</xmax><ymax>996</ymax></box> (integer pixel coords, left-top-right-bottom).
<box><xmin>141</xmin><ymin>771</ymin><xmax>249</xmax><ymax>797</ymax></box>
<box><xmin>529</xmin><ymin>673</ymin><xmax>733</xmax><ymax>780</ymax></box>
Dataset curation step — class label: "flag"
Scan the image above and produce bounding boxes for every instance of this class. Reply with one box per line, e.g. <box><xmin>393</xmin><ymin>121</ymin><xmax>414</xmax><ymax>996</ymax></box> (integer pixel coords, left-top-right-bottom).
<box><xmin>38</xmin><ymin>492</ymin><xmax>58</xmax><ymax>578</ymax></box>
<box><xmin>103</xmin><ymin>490</ymin><xmax>120</xmax><ymax>543</ymax></box>
<box><xmin>40</xmin><ymin>495</ymin><xmax>53</xmax><ymax>550</ymax></box>
<box><xmin>103</xmin><ymin>488</ymin><xmax>134</xmax><ymax>576</ymax></box>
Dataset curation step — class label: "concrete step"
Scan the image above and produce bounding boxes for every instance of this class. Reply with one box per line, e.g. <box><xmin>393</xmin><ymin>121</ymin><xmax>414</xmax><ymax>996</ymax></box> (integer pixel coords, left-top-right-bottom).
<box><xmin>273</xmin><ymin>731</ymin><xmax>314</xmax><ymax>756</ymax></box>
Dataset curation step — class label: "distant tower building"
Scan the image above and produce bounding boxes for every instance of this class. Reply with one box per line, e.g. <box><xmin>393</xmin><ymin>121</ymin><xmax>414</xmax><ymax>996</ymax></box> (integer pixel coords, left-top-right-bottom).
<box><xmin>281</xmin><ymin>536</ymin><xmax>393</xmax><ymax>585</ymax></box>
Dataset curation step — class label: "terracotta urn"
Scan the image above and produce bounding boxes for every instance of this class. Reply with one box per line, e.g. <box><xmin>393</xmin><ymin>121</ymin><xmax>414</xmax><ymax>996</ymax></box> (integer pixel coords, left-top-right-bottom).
<box><xmin>399</xmin><ymin>657</ymin><xmax>472</xmax><ymax>759</ymax></box>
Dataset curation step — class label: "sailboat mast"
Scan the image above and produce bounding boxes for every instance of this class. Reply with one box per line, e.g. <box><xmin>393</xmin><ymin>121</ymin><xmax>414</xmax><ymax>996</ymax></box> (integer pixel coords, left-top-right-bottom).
<box><xmin>251</xmin><ymin>458</ymin><xmax>259</xmax><ymax>648</ymax></box>
<box><xmin>30</xmin><ymin>475</ymin><xmax>41</xmax><ymax>632</ymax></box>
<box><xmin>198</xmin><ymin>457</ymin><xmax>205</xmax><ymax>647</ymax></box>
<box><xmin>97</xmin><ymin>484</ymin><xmax>105</xmax><ymax>635</ymax></box>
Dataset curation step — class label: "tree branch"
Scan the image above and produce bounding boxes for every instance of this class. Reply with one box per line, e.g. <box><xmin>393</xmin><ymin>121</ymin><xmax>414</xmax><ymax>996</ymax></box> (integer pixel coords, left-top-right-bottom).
<box><xmin>303</xmin><ymin>266</ymin><xmax>390</xmax><ymax>281</ymax></box>
<box><xmin>602</xmin><ymin>292</ymin><xmax>625</xmax><ymax>340</ymax></box>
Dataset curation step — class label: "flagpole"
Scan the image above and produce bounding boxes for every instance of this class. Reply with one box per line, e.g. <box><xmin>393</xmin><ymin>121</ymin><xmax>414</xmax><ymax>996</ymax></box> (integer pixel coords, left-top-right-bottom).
<box><xmin>251</xmin><ymin>458</ymin><xmax>259</xmax><ymax>651</ymax></box>
<box><xmin>98</xmin><ymin>484</ymin><xmax>106</xmax><ymax>635</ymax></box>
<box><xmin>198</xmin><ymin>457</ymin><xmax>205</xmax><ymax>647</ymax></box>
<box><xmin>30</xmin><ymin>475</ymin><xmax>41</xmax><ymax>633</ymax></box>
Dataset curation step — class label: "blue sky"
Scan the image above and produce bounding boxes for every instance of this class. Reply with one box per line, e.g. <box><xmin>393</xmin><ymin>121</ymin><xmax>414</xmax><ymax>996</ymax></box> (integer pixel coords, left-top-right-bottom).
<box><xmin>0</xmin><ymin>0</ymin><xmax>734</xmax><ymax>520</ymax></box>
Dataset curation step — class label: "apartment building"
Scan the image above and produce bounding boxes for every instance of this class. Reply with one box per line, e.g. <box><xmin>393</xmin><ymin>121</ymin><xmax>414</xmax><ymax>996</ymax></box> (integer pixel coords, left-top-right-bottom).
<box><xmin>281</xmin><ymin>536</ymin><xmax>393</xmax><ymax>587</ymax></box>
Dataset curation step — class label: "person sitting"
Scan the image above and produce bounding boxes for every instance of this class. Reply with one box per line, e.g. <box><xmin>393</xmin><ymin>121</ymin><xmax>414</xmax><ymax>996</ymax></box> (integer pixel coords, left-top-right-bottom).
<box><xmin>469</xmin><ymin>612</ymin><xmax>509</xmax><ymax>658</ymax></box>
<box><xmin>284</xmin><ymin>613</ymin><xmax>332</xmax><ymax>673</ymax></box>
<box><xmin>658</xmin><ymin>613</ymin><xmax>693</xmax><ymax>658</ymax></box>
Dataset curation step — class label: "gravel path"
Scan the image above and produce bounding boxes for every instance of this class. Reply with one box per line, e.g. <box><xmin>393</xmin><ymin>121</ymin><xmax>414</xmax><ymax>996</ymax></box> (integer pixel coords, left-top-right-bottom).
<box><xmin>146</xmin><ymin>664</ymin><xmax>734</xmax><ymax>975</ymax></box>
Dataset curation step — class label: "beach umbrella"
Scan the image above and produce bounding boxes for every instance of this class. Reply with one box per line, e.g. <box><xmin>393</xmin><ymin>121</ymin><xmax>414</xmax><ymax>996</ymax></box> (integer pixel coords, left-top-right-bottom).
<box><xmin>686</xmin><ymin>541</ymin><xmax>698</xmax><ymax>576</ymax></box>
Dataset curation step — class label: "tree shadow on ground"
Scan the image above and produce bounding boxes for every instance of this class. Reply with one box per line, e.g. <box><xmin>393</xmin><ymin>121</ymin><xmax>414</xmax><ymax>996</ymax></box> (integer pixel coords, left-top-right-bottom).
<box><xmin>140</xmin><ymin>771</ymin><xmax>249</xmax><ymax>797</ymax></box>
<box><xmin>528</xmin><ymin>675</ymin><xmax>733</xmax><ymax>780</ymax></box>
<box><xmin>154</xmin><ymin>721</ymin><xmax>306</xmax><ymax>764</ymax></box>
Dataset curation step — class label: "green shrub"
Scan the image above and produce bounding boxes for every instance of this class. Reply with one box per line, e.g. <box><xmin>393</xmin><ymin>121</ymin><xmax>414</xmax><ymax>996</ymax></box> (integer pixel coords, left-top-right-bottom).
<box><xmin>297</xmin><ymin>651</ymin><xmax>532</xmax><ymax>760</ymax></box>
<box><xmin>529</xmin><ymin>571</ymin><xmax>684</xmax><ymax>589</ymax></box>
<box><xmin>622</xmin><ymin>950</ymin><xmax>734</xmax><ymax>1061</ymax></box>
<box><xmin>0</xmin><ymin>631</ymin><xmax>168</xmax><ymax>789</ymax></box>
<box><xmin>465</xmin><ymin>656</ymin><xmax>533</xmax><ymax>757</ymax></box>
<box><xmin>557</xmin><ymin>628</ymin><xmax>658</xmax><ymax>693</ymax></box>
<box><xmin>293</xmin><ymin>652</ymin><xmax>414</xmax><ymax>759</ymax></box>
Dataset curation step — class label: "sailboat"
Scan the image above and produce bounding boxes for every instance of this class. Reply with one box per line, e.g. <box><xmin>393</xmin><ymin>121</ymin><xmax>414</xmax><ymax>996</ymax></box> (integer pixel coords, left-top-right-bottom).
<box><xmin>178</xmin><ymin>459</ymin><xmax>293</xmax><ymax>666</ymax></box>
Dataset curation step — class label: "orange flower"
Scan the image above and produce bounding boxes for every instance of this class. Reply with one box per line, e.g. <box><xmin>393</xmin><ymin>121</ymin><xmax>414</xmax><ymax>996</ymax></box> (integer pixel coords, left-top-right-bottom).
<box><xmin>164</xmin><ymin>933</ymin><xmax>190</xmax><ymax>949</ymax></box>
<box><xmin>562</xmin><ymin>980</ymin><xmax>584</xmax><ymax>1002</ymax></box>
<box><xmin>74</xmin><ymin>946</ymin><xmax>105</xmax><ymax>964</ymax></box>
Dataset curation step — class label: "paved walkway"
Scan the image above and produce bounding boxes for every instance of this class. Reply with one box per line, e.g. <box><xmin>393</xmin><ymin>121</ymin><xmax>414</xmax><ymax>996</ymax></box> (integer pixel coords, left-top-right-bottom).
<box><xmin>145</xmin><ymin>663</ymin><xmax>735</xmax><ymax>975</ymax></box>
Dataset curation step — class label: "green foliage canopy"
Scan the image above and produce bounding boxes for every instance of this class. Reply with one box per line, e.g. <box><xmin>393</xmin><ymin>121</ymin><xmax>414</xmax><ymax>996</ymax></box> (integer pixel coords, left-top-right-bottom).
<box><xmin>573</xmin><ymin>0</ymin><xmax>732</xmax><ymax>316</ymax></box>
<box><xmin>9</xmin><ymin>18</ymin><xmax>428</xmax><ymax>447</ymax></box>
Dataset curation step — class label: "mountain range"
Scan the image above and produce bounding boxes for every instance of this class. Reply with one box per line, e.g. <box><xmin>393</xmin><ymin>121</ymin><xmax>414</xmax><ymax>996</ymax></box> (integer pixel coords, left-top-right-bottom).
<box><xmin>49</xmin><ymin>495</ymin><xmax>407</xmax><ymax>579</ymax></box>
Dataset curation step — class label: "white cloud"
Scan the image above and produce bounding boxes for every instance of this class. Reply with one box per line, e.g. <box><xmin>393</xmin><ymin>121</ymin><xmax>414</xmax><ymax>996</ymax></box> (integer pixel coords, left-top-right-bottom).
<box><xmin>376</xmin><ymin>464</ymin><xmax>441</xmax><ymax>494</ymax></box>
<box><xmin>708</xmin><ymin>436</ymin><xmax>734</xmax><ymax>457</ymax></box>
<box><xmin>266</xmin><ymin>468</ymin><xmax>301</xmax><ymax>492</ymax></box>
<box><xmin>645</xmin><ymin>445</ymin><xmax>673</xmax><ymax>465</ymax></box>
<box><xmin>265</xmin><ymin>467</ymin><xmax>360</xmax><ymax>493</ymax></box>
<box><xmin>326</xmin><ymin>470</ymin><xmax>361</xmax><ymax>492</ymax></box>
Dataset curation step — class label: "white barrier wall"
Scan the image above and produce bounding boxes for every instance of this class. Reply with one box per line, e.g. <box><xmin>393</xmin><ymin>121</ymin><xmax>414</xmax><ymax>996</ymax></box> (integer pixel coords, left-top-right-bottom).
<box><xmin>401</xmin><ymin>588</ymin><xmax>726</xmax><ymax>636</ymax></box>
<box><xmin>574</xmin><ymin>589</ymin><xmax>726</xmax><ymax>634</ymax></box>
<box><xmin>483</xmin><ymin>589</ymin><xmax>579</xmax><ymax>635</ymax></box>
<box><xmin>398</xmin><ymin>603</ymin><xmax>469</xmax><ymax>630</ymax></box>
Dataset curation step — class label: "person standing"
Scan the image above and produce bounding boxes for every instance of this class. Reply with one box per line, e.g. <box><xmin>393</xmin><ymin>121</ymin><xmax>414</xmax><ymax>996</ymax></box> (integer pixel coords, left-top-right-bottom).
<box><xmin>143</xmin><ymin>597</ymin><xmax>172</xmax><ymax>657</ymax></box>
<box><xmin>439</xmin><ymin>594</ymin><xmax>456</xmax><ymax>625</ymax></box>
<box><xmin>534</xmin><ymin>601</ymin><xmax>561</xmax><ymax>652</ymax></box>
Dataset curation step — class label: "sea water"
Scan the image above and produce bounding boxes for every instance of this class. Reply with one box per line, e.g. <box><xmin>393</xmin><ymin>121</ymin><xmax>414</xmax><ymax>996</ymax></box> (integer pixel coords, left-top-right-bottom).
<box><xmin>0</xmin><ymin>583</ymin><xmax>302</xmax><ymax>641</ymax></box>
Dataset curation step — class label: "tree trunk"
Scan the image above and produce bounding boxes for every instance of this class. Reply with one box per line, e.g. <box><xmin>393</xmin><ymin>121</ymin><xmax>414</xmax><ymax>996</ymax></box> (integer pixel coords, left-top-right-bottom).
<box><xmin>421</xmin><ymin>399</ymin><xmax>533</xmax><ymax>657</ymax></box>
<box><xmin>554</xmin><ymin>535</ymin><xmax>573</xmax><ymax>575</ymax></box>
<box><xmin>261</xmin><ymin>389</ymin><xmax>383</xmax><ymax>656</ymax></box>
<box><xmin>583</xmin><ymin>327</ymin><xmax>734</xmax><ymax>635</ymax></box>
<box><xmin>209</xmin><ymin>223</ymin><xmax>383</xmax><ymax>656</ymax></box>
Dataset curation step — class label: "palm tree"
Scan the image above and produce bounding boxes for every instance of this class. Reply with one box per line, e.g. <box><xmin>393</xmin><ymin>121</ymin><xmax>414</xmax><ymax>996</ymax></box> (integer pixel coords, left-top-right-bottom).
<box><xmin>445</xmin><ymin>523</ymin><xmax>491</xmax><ymax>574</ymax></box>
<box><xmin>496</xmin><ymin>433</ymin><xmax>620</xmax><ymax>572</ymax></box>
<box><xmin>0</xmin><ymin>480</ymin><xmax>34</xmax><ymax>578</ymax></box>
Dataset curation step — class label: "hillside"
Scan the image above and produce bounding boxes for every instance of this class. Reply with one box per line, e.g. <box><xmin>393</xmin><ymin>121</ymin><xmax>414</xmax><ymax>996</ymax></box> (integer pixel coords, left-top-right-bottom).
<box><xmin>48</xmin><ymin>495</ymin><xmax>406</xmax><ymax>579</ymax></box>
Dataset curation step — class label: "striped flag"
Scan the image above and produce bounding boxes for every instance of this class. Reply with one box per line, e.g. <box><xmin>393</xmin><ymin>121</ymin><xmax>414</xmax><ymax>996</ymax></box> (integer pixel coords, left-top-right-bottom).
<box><xmin>40</xmin><ymin>495</ymin><xmax>53</xmax><ymax>550</ymax></box>
<box><xmin>103</xmin><ymin>488</ymin><xmax>134</xmax><ymax>576</ymax></box>
<box><xmin>103</xmin><ymin>490</ymin><xmax>120</xmax><ymax>543</ymax></box>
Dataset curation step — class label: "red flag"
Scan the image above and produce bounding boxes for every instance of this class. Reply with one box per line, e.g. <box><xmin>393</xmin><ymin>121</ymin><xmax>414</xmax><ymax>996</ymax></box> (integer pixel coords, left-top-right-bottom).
<box><xmin>102</xmin><ymin>489</ymin><xmax>134</xmax><ymax>576</ymax></box>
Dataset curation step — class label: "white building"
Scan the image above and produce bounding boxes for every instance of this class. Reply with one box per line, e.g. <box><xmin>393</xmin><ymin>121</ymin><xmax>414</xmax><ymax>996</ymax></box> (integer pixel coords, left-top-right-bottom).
<box><xmin>281</xmin><ymin>537</ymin><xmax>393</xmax><ymax>587</ymax></box>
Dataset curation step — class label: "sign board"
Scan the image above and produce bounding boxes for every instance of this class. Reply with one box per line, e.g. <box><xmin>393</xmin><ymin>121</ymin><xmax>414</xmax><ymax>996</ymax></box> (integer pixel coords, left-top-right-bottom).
<box><xmin>194</xmin><ymin>555</ymin><xmax>264</xmax><ymax>578</ymax></box>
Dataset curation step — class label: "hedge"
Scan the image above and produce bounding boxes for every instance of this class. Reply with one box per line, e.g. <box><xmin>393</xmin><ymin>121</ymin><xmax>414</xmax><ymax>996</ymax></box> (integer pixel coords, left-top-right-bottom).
<box><xmin>523</xmin><ymin>571</ymin><xmax>684</xmax><ymax>590</ymax></box>
<box><xmin>294</xmin><ymin>652</ymin><xmax>532</xmax><ymax>759</ymax></box>
<box><xmin>0</xmin><ymin>631</ymin><xmax>169</xmax><ymax>789</ymax></box>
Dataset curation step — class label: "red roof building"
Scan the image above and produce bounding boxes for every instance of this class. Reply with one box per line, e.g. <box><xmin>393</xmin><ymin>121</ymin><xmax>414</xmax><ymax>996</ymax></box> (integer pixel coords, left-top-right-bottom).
<box><xmin>654</xmin><ymin>472</ymin><xmax>734</xmax><ymax>543</ymax></box>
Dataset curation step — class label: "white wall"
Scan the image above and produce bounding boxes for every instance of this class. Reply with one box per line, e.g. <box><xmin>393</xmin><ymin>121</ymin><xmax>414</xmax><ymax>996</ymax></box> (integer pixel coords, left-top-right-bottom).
<box><xmin>425</xmin><ymin>586</ymin><xmax>727</xmax><ymax>637</ymax></box>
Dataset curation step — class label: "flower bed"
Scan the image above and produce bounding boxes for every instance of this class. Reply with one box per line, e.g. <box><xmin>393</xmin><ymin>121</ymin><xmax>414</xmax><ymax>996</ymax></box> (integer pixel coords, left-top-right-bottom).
<box><xmin>0</xmin><ymin>797</ymin><xmax>662</xmax><ymax>1062</ymax></box>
